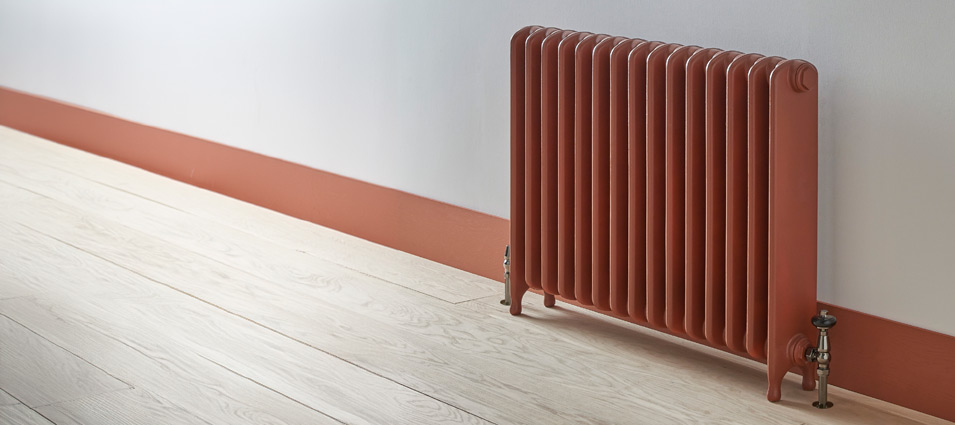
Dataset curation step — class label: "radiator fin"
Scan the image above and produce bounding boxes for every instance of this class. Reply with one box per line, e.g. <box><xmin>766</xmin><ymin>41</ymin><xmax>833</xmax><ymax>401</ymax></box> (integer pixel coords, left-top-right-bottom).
<box><xmin>625</xmin><ymin>41</ymin><xmax>661</xmax><ymax>323</ymax></box>
<box><xmin>703</xmin><ymin>50</ymin><xmax>741</xmax><ymax>347</ymax></box>
<box><xmin>592</xmin><ymin>36</ymin><xmax>628</xmax><ymax>311</ymax></box>
<box><xmin>646</xmin><ymin>43</ymin><xmax>681</xmax><ymax>328</ymax></box>
<box><xmin>608</xmin><ymin>39</ymin><xmax>646</xmax><ymax>317</ymax></box>
<box><xmin>541</xmin><ymin>30</ymin><xmax>569</xmax><ymax>295</ymax></box>
<box><xmin>725</xmin><ymin>53</ymin><xmax>762</xmax><ymax>354</ymax></box>
<box><xmin>685</xmin><ymin>48</ymin><xmax>722</xmax><ymax>341</ymax></box>
<box><xmin>524</xmin><ymin>28</ymin><xmax>558</xmax><ymax>289</ymax></box>
<box><xmin>574</xmin><ymin>34</ymin><xmax>610</xmax><ymax>306</ymax></box>
<box><xmin>556</xmin><ymin>32</ymin><xmax>590</xmax><ymax>299</ymax></box>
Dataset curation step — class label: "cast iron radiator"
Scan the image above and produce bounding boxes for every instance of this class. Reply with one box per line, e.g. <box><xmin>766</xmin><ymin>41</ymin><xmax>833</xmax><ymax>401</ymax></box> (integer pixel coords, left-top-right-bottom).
<box><xmin>507</xmin><ymin>26</ymin><xmax>822</xmax><ymax>403</ymax></box>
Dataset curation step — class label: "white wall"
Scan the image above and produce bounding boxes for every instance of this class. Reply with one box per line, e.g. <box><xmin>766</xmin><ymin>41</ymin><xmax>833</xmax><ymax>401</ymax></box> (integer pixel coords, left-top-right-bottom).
<box><xmin>2</xmin><ymin>0</ymin><xmax>954</xmax><ymax>336</ymax></box>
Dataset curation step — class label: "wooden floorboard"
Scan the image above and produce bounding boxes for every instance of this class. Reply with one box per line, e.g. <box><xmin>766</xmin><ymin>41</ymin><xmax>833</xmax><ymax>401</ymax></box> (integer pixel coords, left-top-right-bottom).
<box><xmin>0</xmin><ymin>187</ymin><xmax>541</xmax><ymax>424</ymax></box>
<box><xmin>1</xmin><ymin>297</ymin><xmax>342</xmax><ymax>425</ymax></box>
<box><xmin>0</xmin><ymin>125</ymin><xmax>498</xmax><ymax>304</ymax></box>
<box><xmin>0</xmin><ymin>315</ymin><xmax>129</xmax><ymax>408</ymax></box>
<box><xmin>0</xmin><ymin>278</ymin><xmax>34</xmax><ymax>301</ymax></box>
<box><xmin>36</xmin><ymin>387</ymin><xmax>251</xmax><ymax>425</ymax></box>
<box><xmin>0</xmin><ymin>172</ymin><xmax>945</xmax><ymax>424</ymax></box>
<box><xmin>0</xmin><ymin>389</ymin><xmax>21</xmax><ymax>406</ymax></box>
<box><xmin>0</xmin><ymin>126</ymin><xmax>948</xmax><ymax>425</ymax></box>
<box><xmin>0</xmin><ymin>404</ymin><xmax>55</xmax><ymax>425</ymax></box>
<box><xmin>0</xmin><ymin>223</ymin><xmax>487</xmax><ymax>425</ymax></box>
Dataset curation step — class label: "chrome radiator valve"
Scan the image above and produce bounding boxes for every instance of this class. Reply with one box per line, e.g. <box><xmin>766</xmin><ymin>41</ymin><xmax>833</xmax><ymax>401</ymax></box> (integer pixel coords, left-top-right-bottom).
<box><xmin>805</xmin><ymin>310</ymin><xmax>837</xmax><ymax>408</ymax></box>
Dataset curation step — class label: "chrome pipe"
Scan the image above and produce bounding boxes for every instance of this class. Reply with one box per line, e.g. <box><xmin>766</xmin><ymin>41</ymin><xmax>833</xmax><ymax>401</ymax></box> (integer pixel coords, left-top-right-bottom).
<box><xmin>501</xmin><ymin>245</ymin><xmax>511</xmax><ymax>306</ymax></box>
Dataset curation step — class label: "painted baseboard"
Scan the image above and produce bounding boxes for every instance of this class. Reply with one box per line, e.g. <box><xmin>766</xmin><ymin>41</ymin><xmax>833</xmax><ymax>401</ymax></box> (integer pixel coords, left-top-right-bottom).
<box><xmin>1</xmin><ymin>85</ymin><xmax>951</xmax><ymax>422</ymax></box>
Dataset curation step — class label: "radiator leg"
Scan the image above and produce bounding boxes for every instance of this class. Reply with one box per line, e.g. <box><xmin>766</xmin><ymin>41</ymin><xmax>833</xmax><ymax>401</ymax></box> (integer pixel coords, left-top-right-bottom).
<box><xmin>801</xmin><ymin>362</ymin><xmax>816</xmax><ymax>391</ymax></box>
<box><xmin>769</xmin><ymin>334</ymin><xmax>810</xmax><ymax>402</ymax></box>
<box><xmin>509</xmin><ymin>280</ymin><xmax>528</xmax><ymax>316</ymax></box>
<box><xmin>543</xmin><ymin>293</ymin><xmax>556</xmax><ymax>308</ymax></box>
<box><xmin>503</xmin><ymin>245</ymin><xmax>529</xmax><ymax>315</ymax></box>
<box><xmin>767</xmin><ymin>380</ymin><xmax>782</xmax><ymax>403</ymax></box>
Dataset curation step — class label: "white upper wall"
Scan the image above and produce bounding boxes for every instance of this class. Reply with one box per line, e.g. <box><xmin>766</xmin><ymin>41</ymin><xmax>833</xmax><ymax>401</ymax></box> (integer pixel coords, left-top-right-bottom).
<box><xmin>1</xmin><ymin>0</ymin><xmax>954</xmax><ymax>335</ymax></box>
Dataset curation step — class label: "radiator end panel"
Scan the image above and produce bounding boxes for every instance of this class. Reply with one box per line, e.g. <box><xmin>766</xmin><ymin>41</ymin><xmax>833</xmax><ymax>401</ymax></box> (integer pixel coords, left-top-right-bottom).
<box><xmin>766</xmin><ymin>59</ymin><xmax>819</xmax><ymax>402</ymax></box>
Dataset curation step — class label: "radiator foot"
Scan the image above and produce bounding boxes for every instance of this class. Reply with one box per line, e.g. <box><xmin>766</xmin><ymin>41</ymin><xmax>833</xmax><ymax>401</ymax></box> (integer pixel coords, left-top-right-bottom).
<box><xmin>543</xmin><ymin>293</ymin><xmax>556</xmax><ymax>308</ymax></box>
<box><xmin>767</xmin><ymin>383</ymin><xmax>781</xmax><ymax>403</ymax></box>
<box><xmin>503</xmin><ymin>245</ymin><xmax>528</xmax><ymax>315</ymax></box>
<box><xmin>509</xmin><ymin>288</ymin><xmax>527</xmax><ymax>316</ymax></box>
<box><xmin>801</xmin><ymin>362</ymin><xmax>816</xmax><ymax>391</ymax></box>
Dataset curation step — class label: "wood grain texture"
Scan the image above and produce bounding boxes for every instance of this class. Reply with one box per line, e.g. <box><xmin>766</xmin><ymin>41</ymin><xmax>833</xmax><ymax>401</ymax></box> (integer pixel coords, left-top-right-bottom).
<box><xmin>0</xmin><ymin>125</ymin><xmax>498</xmax><ymax>304</ymax></box>
<box><xmin>36</xmin><ymin>387</ymin><xmax>240</xmax><ymax>425</ymax></box>
<box><xmin>0</xmin><ymin>187</ymin><xmax>582</xmax><ymax>424</ymax></box>
<box><xmin>0</xmin><ymin>223</ymin><xmax>488</xmax><ymax>425</ymax></box>
<box><xmin>0</xmin><ymin>278</ymin><xmax>34</xmax><ymax>301</ymax></box>
<box><xmin>0</xmin><ymin>296</ymin><xmax>341</xmax><ymax>425</ymax></box>
<box><xmin>0</xmin><ymin>404</ymin><xmax>55</xmax><ymax>425</ymax></box>
<box><xmin>0</xmin><ymin>389</ymin><xmax>20</xmax><ymax>406</ymax></box>
<box><xmin>0</xmin><ymin>315</ymin><xmax>128</xmax><ymax>407</ymax></box>
<box><xmin>0</xmin><ymin>127</ymin><xmax>948</xmax><ymax>424</ymax></box>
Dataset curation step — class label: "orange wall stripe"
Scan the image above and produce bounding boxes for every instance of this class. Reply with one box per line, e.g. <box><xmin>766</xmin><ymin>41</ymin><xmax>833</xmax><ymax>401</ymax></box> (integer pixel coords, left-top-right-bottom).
<box><xmin>0</xmin><ymin>85</ymin><xmax>951</xmax><ymax>422</ymax></box>
<box><xmin>817</xmin><ymin>302</ymin><xmax>954</xmax><ymax>422</ymax></box>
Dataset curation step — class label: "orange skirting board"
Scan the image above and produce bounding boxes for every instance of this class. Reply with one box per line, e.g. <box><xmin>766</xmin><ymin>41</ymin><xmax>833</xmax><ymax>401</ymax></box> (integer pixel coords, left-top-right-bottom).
<box><xmin>0</xmin><ymin>85</ymin><xmax>951</xmax><ymax>422</ymax></box>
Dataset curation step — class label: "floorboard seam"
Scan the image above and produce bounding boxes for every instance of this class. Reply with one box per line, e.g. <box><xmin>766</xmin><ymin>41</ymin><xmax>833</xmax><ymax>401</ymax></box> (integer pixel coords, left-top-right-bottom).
<box><xmin>32</xmin><ymin>387</ymin><xmax>218</xmax><ymax>425</ymax></box>
<box><xmin>453</xmin><ymin>294</ymin><xmax>506</xmax><ymax>305</ymax></box>
<box><xmin>0</xmin><ymin>366</ymin><xmax>93</xmax><ymax>425</ymax></box>
<box><xmin>18</xmin><ymin>403</ymin><xmax>57</xmax><ymax>425</ymax></box>
<box><xmin>195</xmin><ymin>354</ymin><xmax>347</xmax><ymax>425</ymax></box>
<box><xmin>0</xmin><ymin>179</ymin><xmax>56</xmax><ymax>203</ymax></box>
<box><xmin>11</xmin><ymin>156</ymin><xmax>196</xmax><ymax>216</ymax></box>
<box><xmin>0</xmin><ymin>312</ymin><xmax>135</xmax><ymax>393</ymax></box>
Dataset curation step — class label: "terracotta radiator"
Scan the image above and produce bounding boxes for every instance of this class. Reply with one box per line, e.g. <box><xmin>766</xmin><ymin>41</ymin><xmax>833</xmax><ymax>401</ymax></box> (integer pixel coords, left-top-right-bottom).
<box><xmin>507</xmin><ymin>26</ymin><xmax>820</xmax><ymax>402</ymax></box>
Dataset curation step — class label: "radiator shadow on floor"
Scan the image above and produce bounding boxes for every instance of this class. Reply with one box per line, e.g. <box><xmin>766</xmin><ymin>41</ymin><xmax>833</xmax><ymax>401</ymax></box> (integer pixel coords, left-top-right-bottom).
<box><xmin>505</xmin><ymin>296</ymin><xmax>790</xmax><ymax>395</ymax></box>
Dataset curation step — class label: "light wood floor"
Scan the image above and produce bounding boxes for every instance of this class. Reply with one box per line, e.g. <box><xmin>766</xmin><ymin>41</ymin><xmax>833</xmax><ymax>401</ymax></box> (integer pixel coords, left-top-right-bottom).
<box><xmin>0</xmin><ymin>126</ymin><xmax>946</xmax><ymax>425</ymax></box>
